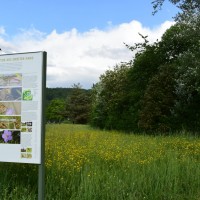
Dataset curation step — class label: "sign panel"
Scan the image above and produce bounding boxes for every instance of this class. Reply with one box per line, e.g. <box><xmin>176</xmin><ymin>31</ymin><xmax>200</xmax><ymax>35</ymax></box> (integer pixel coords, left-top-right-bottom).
<box><xmin>0</xmin><ymin>52</ymin><xmax>46</xmax><ymax>164</ymax></box>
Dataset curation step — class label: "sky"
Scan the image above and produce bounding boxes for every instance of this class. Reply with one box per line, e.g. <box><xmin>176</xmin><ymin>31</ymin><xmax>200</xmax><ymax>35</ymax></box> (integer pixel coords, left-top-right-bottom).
<box><xmin>0</xmin><ymin>0</ymin><xmax>178</xmax><ymax>89</ymax></box>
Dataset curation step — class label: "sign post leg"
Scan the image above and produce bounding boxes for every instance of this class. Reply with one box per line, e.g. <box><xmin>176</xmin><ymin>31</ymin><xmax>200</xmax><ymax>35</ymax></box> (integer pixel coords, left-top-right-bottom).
<box><xmin>38</xmin><ymin>163</ymin><xmax>45</xmax><ymax>200</ymax></box>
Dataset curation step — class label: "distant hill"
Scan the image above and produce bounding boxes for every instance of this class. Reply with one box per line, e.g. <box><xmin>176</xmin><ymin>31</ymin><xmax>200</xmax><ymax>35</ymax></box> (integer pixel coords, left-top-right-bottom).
<box><xmin>46</xmin><ymin>88</ymin><xmax>73</xmax><ymax>102</ymax></box>
<box><xmin>46</xmin><ymin>87</ymin><xmax>90</xmax><ymax>102</ymax></box>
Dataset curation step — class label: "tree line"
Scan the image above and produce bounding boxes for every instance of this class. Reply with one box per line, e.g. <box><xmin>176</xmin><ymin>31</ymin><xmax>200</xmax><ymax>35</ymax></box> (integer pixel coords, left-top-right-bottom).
<box><xmin>46</xmin><ymin>84</ymin><xmax>91</xmax><ymax>124</ymax></box>
<box><xmin>46</xmin><ymin>0</ymin><xmax>200</xmax><ymax>134</ymax></box>
<box><xmin>90</xmin><ymin>0</ymin><xmax>200</xmax><ymax>133</ymax></box>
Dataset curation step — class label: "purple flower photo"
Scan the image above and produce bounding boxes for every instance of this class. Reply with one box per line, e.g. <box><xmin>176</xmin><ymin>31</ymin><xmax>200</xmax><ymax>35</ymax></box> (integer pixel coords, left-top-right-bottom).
<box><xmin>2</xmin><ymin>130</ymin><xmax>13</xmax><ymax>143</ymax></box>
<box><xmin>5</xmin><ymin>108</ymin><xmax>15</xmax><ymax>115</ymax></box>
<box><xmin>0</xmin><ymin>130</ymin><xmax>20</xmax><ymax>144</ymax></box>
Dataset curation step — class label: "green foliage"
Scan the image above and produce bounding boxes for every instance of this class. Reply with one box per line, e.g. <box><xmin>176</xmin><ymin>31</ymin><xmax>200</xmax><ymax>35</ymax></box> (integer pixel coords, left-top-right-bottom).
<box><xmin>90</xmin><ymin>64</ymin><xmax>131</xmax><ymax>130</ymax></box>
<box><xmin>138</xmin><ymin>20</ymin><xmax>200</xmax><ymax>133</ymax></box>
<box><xmin>90</xmin><ymin>5</ymin><xmax>200</xmax><ymax>134</ymax></box>
<box><xmin>173</xmin><ymin>51</ymin><xmax>200</xmax><ymax>131</ymax></box>
<box><xmin>159</xmin><ymin>23</ymin><xmax>194</xmax><ymax>61</ymax></box>
<box><xmin>46</xmin><ymin>87</ymin><xmax>73</xmax><ymax>102</ymax></box>
<box><xmin>46</xmin><ymin>99</ymin><xmax>66</xmax><ymax>123</ymax></box>
<box><xmin>46</xmin><ymin>85</ymin><xmax>91</xmax><ymax>125</ymax></box>
<box><xmin>152</xmin><ymin>0</ymin><xmax>200</xmax><ymax>21</ymax></box>
<box><xmin>139</xmin><ymin>64</ymin><xmax>177</xmax><ymax>132</ymax></box>
<box><xmin>90</xmin><ymin>82</ymin><xmax>107</xmax><ymax>129</ymax></box>
<box><xmin>66</xmin><ymin>83</ymin><xmax>91</xmax><ymax>124</ymax></box>
<box><xmin>125</xmin><ymin>41</ymin><xmax>166</xmax><ymax>131</ymax></box>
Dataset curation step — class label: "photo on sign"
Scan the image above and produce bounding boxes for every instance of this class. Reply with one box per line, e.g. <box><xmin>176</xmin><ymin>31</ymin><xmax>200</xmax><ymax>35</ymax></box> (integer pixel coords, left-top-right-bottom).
<box><xmin>26</xmin><ymin>147</ymin><xmax>32</xmax><ymax>153</ymax></box>
<box><xmin>27</xmin><ymin>154</ymin><xmax>32</xmax><ymax>158</ymax></box>
<box><xmin>21</xmin><ymin>121</ymin><xmax>33</xmax><ymax>133</ymax></box>
<box><xmin>21</xmin><ymin>148</ymin><xmax>26</xmax><ymax>152</ymax></box>
<box><xmin>21</xmin><ymin>153</ymin><xmax>32</xmax><ymax>159</ymax></box>
<box><xmin>21</xmin><ymin>153</ymin><xmax>27</xmax><ymax>158</ymax></box>
<box><xmin>21</xmin><ymin>127</ymin><xmax>27</xmax><ymax>132</ymax></box>
<box><xmin>0</xmin><ymin>116</ymin><xmax>21</xmax><ymax>129</ymax></box>
<box><xmin>22</xmin><ymin>89</ymin><xmax>33</xmax><ymax>101</ymax></box>
<box><xmin>21</xmin><ymin>127</ymin><xmax>32</xmax><ymax>133</ymax></box>
<box><xmin>0</xmin><ymin>130</ymin><xmax>20</xmax><ymax>144</ymax></box>
<box><xmin>0</xmin><ymin>73</ymin><xmax>22</xmax><ymax>87</ymax></box>
<box><xmin>0</xmin><ymin>87</ymin><xmax>22</xmax><ymax>101</ymax></box>
<box><xmin>0</xmin><ymin>102</ymin><xmax>21</xmax><ymax>115</ymax></box>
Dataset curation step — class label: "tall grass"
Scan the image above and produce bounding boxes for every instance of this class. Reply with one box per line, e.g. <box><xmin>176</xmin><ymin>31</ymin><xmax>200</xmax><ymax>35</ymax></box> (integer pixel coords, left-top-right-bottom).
<box><xmin>0</xmin><ymin>124</ymin><xmax>199</xmax><ymax>199</ymax></box>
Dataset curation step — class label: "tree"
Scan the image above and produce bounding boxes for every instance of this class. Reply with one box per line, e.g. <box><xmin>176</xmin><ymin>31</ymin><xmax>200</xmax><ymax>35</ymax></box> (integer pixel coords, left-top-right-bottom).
<box><xmin>138</xmin><ymin>64</ymin><xmax>177</xmax><ymax>132</ymax></box>
<box><xmin>90</xmin><ymin>1</ymin><xmax>200</xmax><ymax>133</ymax></box>
<box><xmin>124</xmin><ymin>38</ymin><xmax>166</xmax><ymax>131</ymax></box>
<box><xmin>138</xmin><ymin>17</ymin><xmax>200</xmax><ymax>133</ymax></box>
<box><xmin>46</xmin><ymin>99</ymin><xmax>66</xmax><ymax>123</ymax></box>
<box><xmin>152</xmin><ymin>0</ymin><xmax>200</xmax><ymax>22</ymax></box>
<box><xmin>66</xmin><ymin>83</ymin><xmax>91</xmax><ymax>124</ymax></box>
<box><xmin>159</xmin><ymin>23</ymin><xmax>194</xmax><ymax>61</ymax></box>
<box><xmin>91</xmin><ymin>64</ymin><xmax>130</xmax><ymax>129</ymax></box>
<box><xmin>90</xmin><ymin>64</ymin><xmax>130</xmax><ymax>130</ymax></box>
<box><xmin>173</xmin><ymin>51</ymin><xmax>200</xmax><ymax>131</ymax></box>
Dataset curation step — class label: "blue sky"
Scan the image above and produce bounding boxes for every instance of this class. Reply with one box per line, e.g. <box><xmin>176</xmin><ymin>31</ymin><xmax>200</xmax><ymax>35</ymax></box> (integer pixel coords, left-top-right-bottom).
<box><xmin>0</xmin><ymin>0</ymin><xmax>178</xmax><ymax>88</ymax></box>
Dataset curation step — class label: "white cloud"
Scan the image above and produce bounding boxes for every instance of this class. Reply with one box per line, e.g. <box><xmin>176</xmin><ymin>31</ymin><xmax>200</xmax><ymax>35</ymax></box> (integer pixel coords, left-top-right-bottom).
<box><xmin>0</xmin><ymin>26</ymin><xmax>6</xmax><ymax>35</ymax></box>
<box><xmin>0</xmin><ymin>20</ymin><xmax>174</xmax><ymax>89</ymax></box>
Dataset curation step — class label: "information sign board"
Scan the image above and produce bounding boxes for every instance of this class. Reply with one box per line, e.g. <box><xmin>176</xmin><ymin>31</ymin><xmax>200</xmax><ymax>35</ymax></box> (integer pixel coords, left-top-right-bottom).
<box><xmin>0</xmin><ymin>51</ymin><xmax>46</xmax><ymax>164</ymax></box>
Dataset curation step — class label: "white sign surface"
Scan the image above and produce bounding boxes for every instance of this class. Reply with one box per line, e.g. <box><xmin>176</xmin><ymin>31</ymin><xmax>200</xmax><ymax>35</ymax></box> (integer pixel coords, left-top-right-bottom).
<box><xmin>0</xmin><ymin>52</ymin><xmax>46</xmax><ymax>164</ymax></box>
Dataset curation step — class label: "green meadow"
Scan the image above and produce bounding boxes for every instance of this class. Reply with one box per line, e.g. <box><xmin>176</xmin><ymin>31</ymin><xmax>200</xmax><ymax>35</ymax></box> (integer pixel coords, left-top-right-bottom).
<box><xmin>0</xmin><ymin>124</ymin><xmax>200</xmax><ymax>200</ymax></box>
